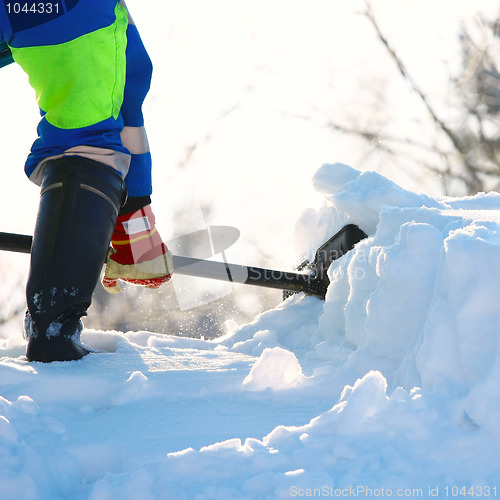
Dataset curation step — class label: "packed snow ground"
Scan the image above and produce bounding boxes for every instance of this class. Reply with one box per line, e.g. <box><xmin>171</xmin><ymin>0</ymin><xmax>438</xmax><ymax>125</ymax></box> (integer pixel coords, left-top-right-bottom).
<box><xmin>1</xmin><ymin>164</ymin><xmax>500</xmax><ymax>499</ymax></box>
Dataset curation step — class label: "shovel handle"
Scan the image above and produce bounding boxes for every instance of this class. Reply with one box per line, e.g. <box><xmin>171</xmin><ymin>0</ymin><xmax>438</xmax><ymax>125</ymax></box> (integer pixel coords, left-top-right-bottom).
<box><xmin>0</xmin><ymin>231</ymin><xmax>328</xmax><ymax>298</ymax></box>
<box><xmin>0</xmin><ymin>232</ymin><xmax>32</xmax><ymax>254</ymax></box>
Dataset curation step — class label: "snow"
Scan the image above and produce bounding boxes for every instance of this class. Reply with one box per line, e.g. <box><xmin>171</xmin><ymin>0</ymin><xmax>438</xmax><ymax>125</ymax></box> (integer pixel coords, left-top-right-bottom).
<box><xmin>2</xmin><ymin>163</ymin><xmax>500</xmax><ymax>499</ymax></box>
<box><xmin>242</xmin><ymin>347</ymin><xmax>307</xmax><ymax>391</ymax></box>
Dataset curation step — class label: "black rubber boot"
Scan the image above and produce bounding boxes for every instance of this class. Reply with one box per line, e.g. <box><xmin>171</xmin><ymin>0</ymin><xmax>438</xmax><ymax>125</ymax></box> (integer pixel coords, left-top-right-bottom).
<box><xmin>25</xmin><ymin>156</ymin><xmax>126</xmax><ymax>362</ymax></box>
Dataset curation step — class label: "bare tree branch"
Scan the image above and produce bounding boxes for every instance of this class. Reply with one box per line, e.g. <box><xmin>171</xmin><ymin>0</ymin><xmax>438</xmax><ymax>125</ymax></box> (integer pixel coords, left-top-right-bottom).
<box><xmin>363</xmin><ymin>1</ymin><xmax>484</xmax><ymax>193</ymax></box>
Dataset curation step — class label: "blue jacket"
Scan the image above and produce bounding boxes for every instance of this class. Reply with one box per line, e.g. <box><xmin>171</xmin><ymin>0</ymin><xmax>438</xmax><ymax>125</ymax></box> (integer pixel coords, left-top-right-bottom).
<box><xmin>0</xmin><ymin>39</ymin><xmax>13</xmax><ymax>67</ymax></box>
<box><xmin>0</xmin><ymin>1</ymin><xmax>153</xmax><ymax>197</ymax></box>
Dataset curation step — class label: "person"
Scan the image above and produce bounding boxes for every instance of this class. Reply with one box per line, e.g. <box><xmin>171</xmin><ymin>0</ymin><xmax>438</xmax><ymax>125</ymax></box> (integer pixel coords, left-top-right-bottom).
<box><xmin>0</xmin><ymin>0</ymin><xmax>173</xmax><ymax>362</ymax></box>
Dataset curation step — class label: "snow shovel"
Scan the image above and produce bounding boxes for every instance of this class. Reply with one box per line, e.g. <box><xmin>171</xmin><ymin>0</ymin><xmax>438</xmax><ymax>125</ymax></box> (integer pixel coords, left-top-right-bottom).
<box><xmin>0</xmin><ymin>224</ymin><xmax>366</xmax><ymax>299</ymax></box>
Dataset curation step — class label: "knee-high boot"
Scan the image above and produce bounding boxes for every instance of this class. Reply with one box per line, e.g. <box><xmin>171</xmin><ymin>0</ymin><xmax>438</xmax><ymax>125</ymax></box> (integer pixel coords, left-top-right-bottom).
<box><xmin>25</xmin><ymin>156</ymin><xmax>126</xmax><ymax>362</ymax></box>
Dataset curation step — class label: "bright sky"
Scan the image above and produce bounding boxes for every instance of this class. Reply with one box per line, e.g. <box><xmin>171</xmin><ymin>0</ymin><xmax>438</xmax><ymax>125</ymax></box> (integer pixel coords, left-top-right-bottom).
<box><xmin>0</xmin><ymin>0</ymin><xmax>497</xmax><ymax>273</ymax></box>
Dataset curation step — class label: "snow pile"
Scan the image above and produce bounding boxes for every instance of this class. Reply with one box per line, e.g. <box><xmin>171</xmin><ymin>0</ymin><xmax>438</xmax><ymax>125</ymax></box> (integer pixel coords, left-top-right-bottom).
<box><xmin>1</xmin><ymin>163</ymin><xmax>500</xmax><ymax>498</ymax></box>
<box><xmin>242</xmin><ymin>347</ymin><xmax>307</xmax><ymax>391</ymax></box>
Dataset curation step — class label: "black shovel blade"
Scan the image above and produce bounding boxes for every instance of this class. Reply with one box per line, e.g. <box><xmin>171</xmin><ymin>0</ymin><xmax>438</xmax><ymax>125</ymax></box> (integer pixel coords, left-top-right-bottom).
<box><xmin>284</xmin><ymin>224</ymin><xmax>367</xmax><ymax>299</ymax></box>
<box><xmin>311</xmin><ymin>224</ymin><xmax>367</xmax><ymax>277</ymax></box>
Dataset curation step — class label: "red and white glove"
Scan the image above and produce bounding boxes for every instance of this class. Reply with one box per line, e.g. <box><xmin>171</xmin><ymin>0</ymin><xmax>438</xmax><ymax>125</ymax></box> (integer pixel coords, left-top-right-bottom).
<box><xmin>102</xmin><ymin>204</ymin><xmax>173</xmax><ymax>294</ymax></box>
